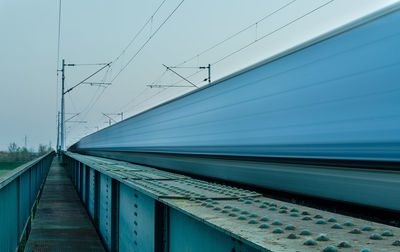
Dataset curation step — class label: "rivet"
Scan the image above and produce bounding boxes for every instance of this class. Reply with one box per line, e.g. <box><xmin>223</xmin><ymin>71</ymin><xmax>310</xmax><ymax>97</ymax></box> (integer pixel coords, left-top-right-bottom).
<box><xmin>272</xmin><ymin>228</ymin><xmax>284</xmax><ymax>233</ymax></box>
<box><xmin>280</xmin><ymin>206</ymin><xmax>288</xmax><ymax>210</ymax></box>
<box><xmin>360</xmin><ymin>249</ymin><xmax>371</xmax><ymax>252</ymax></box>
<box><xmin>263</xmin><ymin>201</ymin><xmax>269</xmax><ymax>205</ymax></box>
<box><xmin>269</xmin><ymin>203</ymin><xmax>277</xmax><ymax>207</ymax></box>
<box><xmin>316</xmin><ymin>219</ymin><xmax>326</xmax><ymax>224</ymax></box>
<box><xmin>224</xmin><ymin>205</ymin><xmax>232</xmax><ymax>209</ymax></box>
<box><xmin>303</xmin><ymin>238</ymin><xmax>317</xmax><ymax>246</ymax></box>
<box><xmin>260</xmin><ymin>216</ymin><xmax>269</xmax><ymax>222</ymax></box>
<box><xmin>362</xmin><ymin>226</ymin><xmax>372</xmax><ymax>231</ymax></box>
<box><xmin>259</xmin><ymin>223</ymin><xmax>269</xmax><ymax>229</ymax></box>
<box><xmin>269</xmin><ymin>207</ymin><xmax>277</xmax><ymax>211</ymax></box>
<box><xmin>317</xmin><ymin>234</ymin><xmax>329</xmax><ymax>241</ymax></box>
<box><xmin>300</xmin><ymin>230</ymin><xmax>311</xmax><ymax>235</ymax></box>
<box><xmin>201</xmin><ymin>202</ymin><xmax>207</xmax><ymax>206</ymax></box>
<box><xmin>337</xmin><ymin>241</ymin><xmax>351</xmax><ymax>248</ymax></box>
<box><xmin>259</xmin><ymin>204</ymin><xmax>267</xmax><ymax>208</ymax></box>
<box><xmin>254</xmin><ymin>199</ymin><xmax>260</xmax><ymax>202</ymax></box>
<box><xmin>393</xmin><ymin>240</ymin><xmax>400</xmax><ymax>246</ymax></box>
<box><xmin>279</xmin><ymin>210</ymin><xmax>288</xmax><ymax>214</ymax></box>
<box><xmin>213</xmin><ymin>206</ymin><xmax>221</xmax><ymax>211</ymax></box>
<box><xmin>349</xmin><ymin>228</ymin><xmax>362</xmax><ymax>234</ymax></box>
<box><xmin>287</xmin><ymin>233</ymin><xmax>299</xmax><ymax>239</ymax></box>
<box><xmin>232</xmin><ymin>207</ymin><xmax>240</xmax><ymax>212</ymax></box>
<box><xmin>370</xmin><ymin>233</ymin><xmax>382</xmax><ymax>240</ymax></box>
<box><xmin>323</xmin><ymin>246</ymin><xmax>337</xmax><ymax>252</ymax></box>
<box><xmin>302</xmin><ymin>216</ymin><xmax>312</xmax><ymax>221</ymax></box>
<box><xmin>249</xmin><ymin>213</ymin><xmax>258</xmax><ymax>218</ymax></box>
<box><xmin>382</xmin><ymin>230</ymin><xmax>393</xmax><ymax>236</ymax></box>
<box><xmin>244</xmin><ymin>200</ymin><xmax>252</xmax><ymax>204</ymax></box>
<box><xmin>343</xmin><ymin>221</ymin><xmax>354</xmax><ymax>227</ymax></box>
<box><xmin>189</xmin><ymin>198</ymin><xmax>195</xmax><ymax>201</ymax></box>
<box><xmin>290</xmin><ymin>208</ymin><xmax>299</xmax><ymax>212</ymax></box>
<box><xmin>290</xmin><ymin>213</ymin><xmax>299</xmax><ymax>217</ymax></box>
<box><xmin>285</xmin><ymin>225</ymin><xmax>295</xmax><ymax>230</ymax></box>
<box><xmin>327</xmin><ymin>217</ymin><xmax>337</xmax><ymax>222</ymax></box>
<box><xmin>212</xmin><ymin>201</ymin><xmax>219</xmax><ymax>204</ymax></box>
<box><xmin>238</xmin><ymin>198</ymin><xmax>244</xmax><ymax>202</ymax></box>
<box><xmin>221</xmin><ymin>209</ymin><xmax>229</xmax><ymax>213</ymax></box>
<box><xmin>331</xmin><ymin>223</ymin><xmax>343</xmax><ymax>229</ymax></box>
<box><xmin>272</xmin><ymin>220</ymin><xmax>282</xmax><ymax>226</ymax></box>
<box><xmin>206</xmin><ymin>199</ymin><xmax>212</xmax><ymax>202</ymax></box>
<box><xmin>248</xmin><ymin>219</ymin><xmax>258</xmax><ymax>224</ymax></box>
<box><xmin>301</xmin><ymin>211</ymin><xmax>310</xmax><ymax>215</ymax></box>
<box><xmin>238</xmin><ymin>215</ymin><xmax>247</xmax><ymax>220</ymax></box>
<box><xmin>314</xmin><ymin>214</ymin><xmax>323</xmax><ymax>218</ymax></box>
<box><xmin>241</xmin><ymin>210</ymin><xmax>249</xmax><ymax>215</ymax></box>
<box><xmin>229</xmin><ymin>213</ymin><xmax>238</xmax><ymax>217</ymax></box>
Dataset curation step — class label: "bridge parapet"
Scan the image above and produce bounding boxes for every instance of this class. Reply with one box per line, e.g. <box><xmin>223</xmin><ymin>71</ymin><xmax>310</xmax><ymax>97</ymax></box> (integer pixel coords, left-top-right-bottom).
<box><xmin>0</xmin><ymin>151</ymin><xmax>55</xmax><ymax>251</ymax></box>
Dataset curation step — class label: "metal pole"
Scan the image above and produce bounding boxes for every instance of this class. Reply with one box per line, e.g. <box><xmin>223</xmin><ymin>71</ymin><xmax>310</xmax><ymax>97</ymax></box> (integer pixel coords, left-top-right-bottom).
<box><xmin>208</xmin><ymin>64</ymin><xmax>211</xmax><ymax>83</ymax></box>
<box><xmin>56</xmin><ymin>111</ymin><xmax>60</xmax><ymax>153</ymax></box>
<box><xmin>61</xmin><ymin>59</ymin><xmax>65</xmax><ymax>151</ymax></box>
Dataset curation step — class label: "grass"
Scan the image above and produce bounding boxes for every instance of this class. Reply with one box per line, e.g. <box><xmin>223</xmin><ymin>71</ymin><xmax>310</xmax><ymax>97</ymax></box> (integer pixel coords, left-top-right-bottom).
<box><xmin>0</xmin><ymin>161</ymin><xmax>27</xmax><ymax>177</ymax></box>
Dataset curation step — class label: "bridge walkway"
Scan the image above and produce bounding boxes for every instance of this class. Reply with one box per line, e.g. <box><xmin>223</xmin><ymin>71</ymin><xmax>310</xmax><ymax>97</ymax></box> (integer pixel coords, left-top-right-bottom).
<box><xmin>25</xmin><ymin>159</ymin><xmax>105</xmax><ymax>251</ymax></box>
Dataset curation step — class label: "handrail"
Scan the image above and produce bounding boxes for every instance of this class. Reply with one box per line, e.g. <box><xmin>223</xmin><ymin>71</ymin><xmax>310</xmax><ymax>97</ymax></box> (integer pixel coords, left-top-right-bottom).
<box><xmin>0</xmin><ymin>150</ymin><xmax>55</xmax><ymax>252</ymax></box>
<box><xmin>0</xmin><ymin>151</ymin><xmax>54</xmax><ymax>190</ymax></box>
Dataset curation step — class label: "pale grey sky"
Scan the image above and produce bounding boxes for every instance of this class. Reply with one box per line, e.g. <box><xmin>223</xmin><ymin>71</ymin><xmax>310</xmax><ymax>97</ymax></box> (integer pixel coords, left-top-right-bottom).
<box><xmin>0</xmin><ymin>0</ymin><xmax>397</xmax><ymax>150</ymax></box>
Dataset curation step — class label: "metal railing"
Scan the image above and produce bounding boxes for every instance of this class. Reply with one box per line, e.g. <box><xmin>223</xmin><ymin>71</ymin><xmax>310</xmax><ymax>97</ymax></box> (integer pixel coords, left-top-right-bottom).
<box><xmin>0</xmin><ymin>151</ymin><xmax>55</xmax><ymax>252</ymax></box>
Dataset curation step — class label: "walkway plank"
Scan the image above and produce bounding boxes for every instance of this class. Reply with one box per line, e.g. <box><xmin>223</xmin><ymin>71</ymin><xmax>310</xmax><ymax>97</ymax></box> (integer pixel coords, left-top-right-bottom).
<box><xmin>25</xmin><ymin>159</ymin><xmax>105</xmax><ymax>252</ymax></box>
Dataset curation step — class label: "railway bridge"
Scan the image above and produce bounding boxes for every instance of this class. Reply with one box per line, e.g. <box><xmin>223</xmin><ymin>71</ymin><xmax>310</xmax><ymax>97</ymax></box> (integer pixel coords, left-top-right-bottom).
<box><xmin>1</xmin><ymin>2</ymin><xmax>400</xmax><ymax>251</ymax></box>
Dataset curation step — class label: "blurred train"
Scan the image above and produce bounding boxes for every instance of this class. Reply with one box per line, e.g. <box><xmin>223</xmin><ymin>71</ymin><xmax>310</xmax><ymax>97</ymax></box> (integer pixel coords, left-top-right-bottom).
<box><xmin>70</xmin><ymin>3</ymin><xmax>400</xmax><ymax>211</ymax></box>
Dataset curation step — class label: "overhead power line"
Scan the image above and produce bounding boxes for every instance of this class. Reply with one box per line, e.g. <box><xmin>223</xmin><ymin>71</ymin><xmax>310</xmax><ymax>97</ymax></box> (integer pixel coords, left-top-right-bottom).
<box><xmin>112</xmin><ymin>0</ymin><xmax>168</xmax><ymax>64</ymax></box>
<box><xmin>110</xmin><ymin>0</ymin><xmax>186</xmax><ymax>83</ymax></box>
<box><xmin>174</xmin><ymin>0</ymin><xmax>297</xmax><ymax>67</ymax></box>
<box><xmin>137</xmin><ymin>0</ymin><xmax>297</xmax><ymax>106</ymax></box>
<box><xmin>212</xmin><ymin>0</ymin><xmax>335</xmax><ymax>65</ymax></box>
<box><xmin>124</xmin><ymin>0</ymin><xmax>334</xmax><ymax>118</ymax></box>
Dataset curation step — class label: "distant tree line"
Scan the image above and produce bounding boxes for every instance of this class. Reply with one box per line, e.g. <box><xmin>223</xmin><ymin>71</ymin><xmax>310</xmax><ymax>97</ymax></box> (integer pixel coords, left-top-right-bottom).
<box><xmin>0</xmin><ymin>142</ymin><xmax>52</xmax><ymax>162</ymax></box>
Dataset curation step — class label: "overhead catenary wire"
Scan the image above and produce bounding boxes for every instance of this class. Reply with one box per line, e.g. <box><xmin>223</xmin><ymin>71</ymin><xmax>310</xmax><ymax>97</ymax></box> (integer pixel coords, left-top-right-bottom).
<box><xmin>65</xmin><ymin>0</ymin><xmax>175</xmax><ymax>134</ymax></box>
<box><xmin>212</xmin><ymin>0</ymin><xmax>335</xmax><ymax>65</ymax></box>
<box><xmin>112</xmin><ymin>0</ymin><xmax>168</xmax><ymax>64</ymax></box>
<box><xmin>110</xmin><ymin>0</ymin><xmax>186</xmax><ymax>83</ymax></box>
<box><xmin>122</xmin><ymin>0</ymin><xmax>334</xmax><ymax>117</ymax></box>
<box><xmin>134</xmin><ymin>0</ymin><xmax>298</xmax><ymax>109</ymax></box>
<box><xmin>173</xmin><ymin>0</ymin><xmax>297</xmax><ymax>67</ymax></box>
